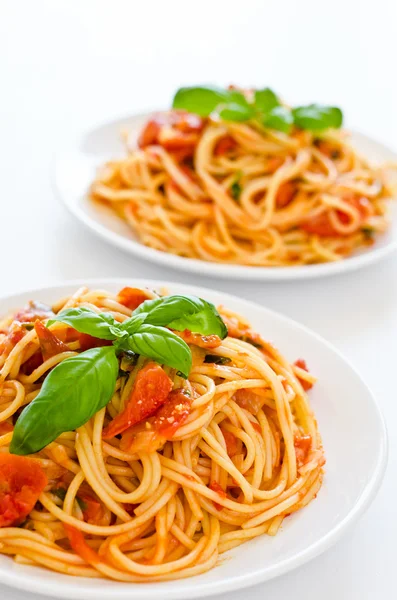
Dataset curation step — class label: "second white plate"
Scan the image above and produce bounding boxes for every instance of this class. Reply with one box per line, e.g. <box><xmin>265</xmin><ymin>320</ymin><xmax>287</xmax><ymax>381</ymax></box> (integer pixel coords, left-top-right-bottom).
<box><xmin>53</xmin><ymin>114</ymin><xmax>397</xmax><ymax>280</ymax></box>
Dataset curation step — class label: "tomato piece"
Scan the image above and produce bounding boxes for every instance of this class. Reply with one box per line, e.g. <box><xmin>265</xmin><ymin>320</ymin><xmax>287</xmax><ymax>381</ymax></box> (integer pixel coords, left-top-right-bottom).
<box><xmin>78</xmin><ymin>491</ymin><xmax>102</xmax><ymax>524</ymax></box>
<box><xmin>293</xmin><ymin>359</ymin><xmax>313</xmax><ymax>391</ymax></box>
<box><xmin>338</xmin><ymin>195</ymin><xmax>373</xmax><ymax>223</ymax></box>
<box><xmin>152</xmin><ymin>389</ymin><xmax>191</xmax><ymax>438</ymax></box>
<box><xmin>120</xmin><ymin>389</ymin><xmax>191</xmax><ymax>452</ymax></box>
<box><xmin>138</xmin><ymin>111</ymin><xmax>204</xmax><ymax>154</ymax></box>
<box><xmin>102</xmin><ymin>362</ymin><xmax>173</xmax><ymax>439</ymax></box>
<box><xmin>175</xmin><ymin>329</ymin><xmax>222</xmax><ymax>349</ymax></box>
<box><xmin>120</xmin><ymin>427</ymin><xmax>165</xmax><ymax>454</ymax></box>
<box><xmin>215</xmin><ymin>136</ymin><xmax>237</xmax><ymax>156</ymax></box>
<box><xmin>64</xmin><ymin>525</ymin><xmax>100</xmax><ymax>565</ymax></box>
<box><xmin>209</xmin><ymin>481</ymin><xmax>226</xmax><ymax>511</ymax></box>
<box><xmin>235</xmin><ymin>389</ymin><xmax>263</xmax><ymax>414</ymax></box>
<box><xmin>0</xmin><ymin>422</ymin><xmax>13</xmax><ymax>436</ymax></box>
<box><xmin>220</xmin><ymin>428</ymin><xmax>238</xmax><ymax>457</ymax></box>
<box><xmin>117</xmin><ymin>287</ymin><xmax>150</xmax><ymax>310</ymax></box>
<box><xmin>301</xmin><ymin>211</ymin><xmax>337</xmax><ymax>236</ymax></box>
<box><xmin>173</xmin><ymin>112</ymin><xmax>203</xmax><ymax>133</ymax></box>
<box><xmin>294</xmin><ymin>434</ymin><xmax>312</xmax><ymax>467</ymax></box>
<box><xmin>276</xmin><ymin>181</ymin><xmax>296</xmax><ymax>208</ymax></box>
<box><xmin>0</xmin><ymin>323</ymin><xmax>25</xmax><ymax>358</ymax></box>
<box><xmin>21</xmin><ymin>350</ymin><xmax>43</xmax><ymax>375</ymax></box>
<box><xmin>34</xmin><ymin>321</ymin><xmax>70</xmax><ymax>362</ymax></box>
<box><xmin>302</xmin><ymin>194</ymin><xmax>374</xmax><ymax>237</ymax></box>
<box><xmin>158</xmin><ymin>128</ymin><xmax>199</xmax><ymax>151</ymax></box>
<box><xmin>13</xmin><ymin>301</ymin><xmax>54</xmax><ymax>324</ymax></box>
<box><xmin>0</xmin><ymin>454</ymin><xmax>47</xmax><ymax>527</ymax></box>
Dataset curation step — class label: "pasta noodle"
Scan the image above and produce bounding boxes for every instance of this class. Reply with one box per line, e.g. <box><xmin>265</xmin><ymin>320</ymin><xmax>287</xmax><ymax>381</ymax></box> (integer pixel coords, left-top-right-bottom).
<box><xmin>90</xmin><ymin>95</ymin><xmax>395</xmax><ymax>266</ymax></box>
<box><xmin>0</xmin><ymin>286</ymin><xmax>324</xmax><ymax>581</ymax></box>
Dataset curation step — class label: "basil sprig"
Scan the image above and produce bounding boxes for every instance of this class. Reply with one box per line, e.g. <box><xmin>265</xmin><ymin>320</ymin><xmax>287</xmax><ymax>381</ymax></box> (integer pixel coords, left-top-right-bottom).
<box><xmin>172</xmin><ymin>85</ymin><xmax>343</xmax><ymax>133</ymax></box>
<box><xmin>10</xmin><ymin>294</ymin><xmax>227</xmax><ymax>455</ymax></box>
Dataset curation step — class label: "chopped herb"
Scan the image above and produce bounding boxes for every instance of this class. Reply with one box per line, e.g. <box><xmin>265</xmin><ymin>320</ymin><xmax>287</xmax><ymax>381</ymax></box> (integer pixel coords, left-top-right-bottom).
<box><xmin>183</xmin><ymin>388</ymin><xmax>191</xmax><ymax>397</ymax></box>
<box><xmin>119</xmin><ymin>351</ymin><xmax>138</xmax><ymax>373</ymax></box>
<box><xmin>204</xmin><ymin>354</ymin><xmax>231</xmax><ymax>365</ymax></box>
<box><xmin>240</xmin><ymin>335</ymin><xmax>262</xmax><ymax>348</ymax></box>
<box><xmin>76</xmin><ymin>497</ymin><xmax>87</xmax><ymax>511</ymax></box>
<box><xmin>51</xmin><ymin>487</ymin><xmax>87</xmax><ymax>511</ymax></box>
<box><xmin>176</xmin><ymin>370</ymin><xmax>188</xmax><ymax>379</ymax></box>
<box><xmin>231</xmin><ymin>180</ymin><xmax>242</xmax><ymax>201</ymax></box>
<box><xmin>361</xmin><ymin>226</ymin><xmax>375</xmax><ymax>240</ymax></box>
<box><xmin>21</xmin><ymin>323</ymin><xmax>34</xmax><ymax>330</ymax></box>
<box><xmin>52</xmin><ymin>487</ymin><xmax>66</xmax><ymax>501</ymax></box>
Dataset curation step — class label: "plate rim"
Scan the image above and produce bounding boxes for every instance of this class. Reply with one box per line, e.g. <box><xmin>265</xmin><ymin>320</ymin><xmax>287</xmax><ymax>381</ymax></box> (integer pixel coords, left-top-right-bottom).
<box><xmin>0</xmin><ymin>277</ymin><xmax>389</xmax><ymax>599</ymax></box>
<box><xmin>52</xmin><ymin>114</ymin><xmax>397</xmax><ymax>281</ymax></box>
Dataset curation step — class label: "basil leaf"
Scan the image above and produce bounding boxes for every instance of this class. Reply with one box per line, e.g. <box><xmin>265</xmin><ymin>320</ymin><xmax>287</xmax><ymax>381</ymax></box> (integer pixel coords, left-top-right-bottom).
<box><xmin>263</xmin><ymin>106</ymin><xmax>293</xmax><ymax>134</ymax></box>
<box><xmin>292</xmin><ymin>104</ymin><xmax>343</xmax><ymax>131</ymax></box>
<box><xmin>47</xmin><ymin>307</ymin><xmax>119</xmax><ymax>340</ymax></box>
<box><xmin>118</xmin><ymin>313</ymin><xmax>148</xmax><ymax>335</ymax></box>
<box><xmin>10</xmin><ymin>347</ymin><xmax>118</xmax><ymax>455</ymax></box>
<box><xmin>172</xmin><ymin>86</ymin><xmax>230</xmax><ymax>117</ymax></box>
<box><xmin>254</xmin><ymin>88</ymin><xmax>280</xmax><ymax>113</ymax></box>
<box><xmin>122</xmin><ymin>325</ymin><xmax>192</xmax><ymax>377</ymax></box>
<box><xmin>132</xmin><ymin>295</ymin><xmax>228</xmax><ymax>339</ymax></box>
<box><xmin>227</xmin><ymin>90</ymin><xmax>251</xmax><ymax>108</ymax></box>
<box><xmin>217</xmin><ymin>103</ymin><xmax>254</xmax><ymax>122</ymax></box>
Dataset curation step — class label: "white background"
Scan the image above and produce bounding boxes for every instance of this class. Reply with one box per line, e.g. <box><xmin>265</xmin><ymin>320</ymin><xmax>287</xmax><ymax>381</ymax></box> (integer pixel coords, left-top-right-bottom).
<box><xmin>1</xmin><ymin>0</ymin><xmax>396</xmax><ymax>598</ymax></box>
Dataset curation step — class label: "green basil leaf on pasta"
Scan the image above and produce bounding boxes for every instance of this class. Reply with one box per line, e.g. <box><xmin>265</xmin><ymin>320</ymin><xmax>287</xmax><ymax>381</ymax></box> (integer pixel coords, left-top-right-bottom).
<box><xmin>254</xmin><ymin>88</ymin><xmax>280</xmax><ymax>113</ymax></box>
<box><xmin>10</xmin><ymin>347</ymin><xmax>119</xmax><ymax>455</ymax></box>
<box><xmin>132</xmin><ymin>295</ymin><xmax>228</xmax><ymax>339</ymax></box>
<box><xmin>47</xmin><ymin>307</ymin><xmax>119</xmax><ymax>340</ymax></box>
<box><xmin>217</xmin><ymin>103</ymin><xmax>254</xmax><ymax>122</ymax></box>
<box><xmin>124</xmin><ymin>324</ymin><xmax>192</xmax><ymax>377</ymax></box>
<box><xmin>172</xmin><ymin>86</ymin><xmax>230</xmax><ymax>117</ymax></box>
<box><xmin>292</xmin><ymin>104</ymin><xmax>343</xmax><ymax>131</ymax></box>
<box><xmin>262</xmin><ymin>106</ymin><xmax>293</xmax><ymax>133</ymax></box>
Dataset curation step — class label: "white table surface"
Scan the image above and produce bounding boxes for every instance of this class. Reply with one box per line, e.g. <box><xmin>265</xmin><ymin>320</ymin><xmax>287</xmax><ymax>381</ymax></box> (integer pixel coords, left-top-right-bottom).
<box><xmin>1</xmin><ymin>0</ymin><xmax>396</xmax><ymax>598</ymax></box>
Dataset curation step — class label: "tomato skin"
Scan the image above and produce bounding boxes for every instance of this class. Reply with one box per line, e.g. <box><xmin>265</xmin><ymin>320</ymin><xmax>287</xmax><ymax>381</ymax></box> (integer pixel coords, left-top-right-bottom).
<box><xmin>0</xmin><ymin>323</ymin><xmax>25</xmax><ymax>358</ymax></box>
<box><xmin>235</xmin><ymin>389</ymin><xmax>263</xmax><ymax>414</ymax></box>
<box><xmin>0</xmin><ymin>454</ymin><xmax>48</xmax><ymax>527</ymax></box>
<box><xmin>151</xmin><ymin>389</ymin><xmax>191</xmax><ymax>438</ymax></box>
<box><xmin>302</xmin><ymin>195</ymin><xmax>374</xmax><ymax>237</ymax></box>
<box><xmin>34</xmin><ymin>321</ymin><xmax>70</xmax><ymax>361</ymax></box>
<box><xmin>220</xmin><ymin>428</ymin><xmax>238</xmax><ymax>457</ymax></box>
<box><xmin>138</xmin><ymin>111</ymin><xmax>204</xmax><ymax>154</ymax></box>
<box><xmin>0</xmin><ymin>422</ymin><xmax>13</xmax><ymax>436</ymax></box>
<box><xmin>276</xmin><ymin>181</ymin><xmax>296</xmax><ymax>208</ymax></box>
<box><xmin>78</xmin><ymin>492</ymin><xmax>102</xmax><ymax>524</ymax></box>
<box><xmin>294</xmin><ymin>434</ymin><xmax>312</xmax><ymax>467</ymax></box>
<box><xmin>293</xmin><ymin>359</ymin><xmax>313</xmax><ymax>391</ymax></box>
<box><xmin>209</xmin><ymin>481</ymin><xmax>226</xmax><ymax>511</ymax></box>
<box><xmin>215</xmin><ymin>136</ymin><xmax>237</xmax><ymax>156</ymax></box>
<box><xmin>120</xmin><ymin>389</ymin><xmax>191</xmax><ymax>453</ymax></box>
<box><xmin>175</xmin><ymin>329</ymin><xmax>222</xmax><ymax>349</ymax></box>
<box><xmin>117</xmin><ymin>287</ymin><xmax>149</xmax><ymax>310</ymax></box>
<box><xmin>64</xmin><ymin>525</ymin><xmax>100</xmax><ymax>565</ymax></box>
<box><xmin>12</xmin><ymin>301</ymin><xmax>54</xmax><ymax>324</ymax></box>
<box><xmin>102</xmin><ymin>362</ymin><xmax>173</xmax><ymax>439</ymax></box>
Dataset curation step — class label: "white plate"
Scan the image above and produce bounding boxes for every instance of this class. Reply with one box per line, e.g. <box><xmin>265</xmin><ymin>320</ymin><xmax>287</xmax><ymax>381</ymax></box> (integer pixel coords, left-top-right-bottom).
<box><xmin>0</xmin><ymin>278</ymin><xmax>388</xmax><ymax>599</ymax></box>
<box><xmin>53</xmin><ymin>114</ymin><xmax>397</xmax><ymax>280</ymax></box>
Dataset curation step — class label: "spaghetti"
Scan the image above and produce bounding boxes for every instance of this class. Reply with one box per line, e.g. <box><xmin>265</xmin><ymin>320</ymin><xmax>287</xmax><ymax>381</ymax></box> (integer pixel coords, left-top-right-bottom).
<box><xmin>90</xmin><ymin>86</ymin><xmax>395</xmax><ymax>266</ymax></box>
<box><xmin>0</xmin><ymin>286</ymin><xmax>324</xmax><ymax>581</ymax></box>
